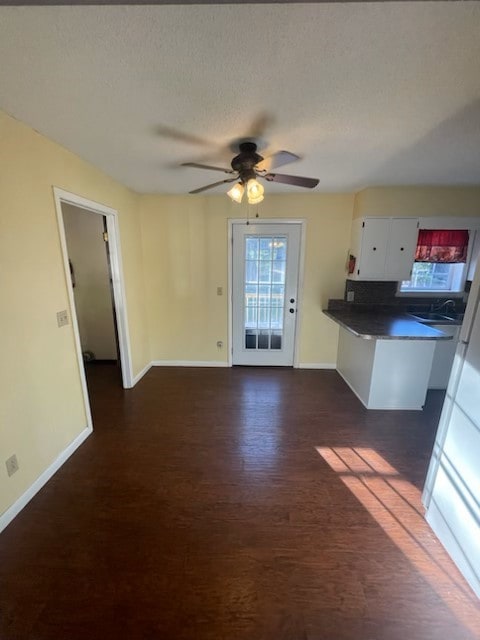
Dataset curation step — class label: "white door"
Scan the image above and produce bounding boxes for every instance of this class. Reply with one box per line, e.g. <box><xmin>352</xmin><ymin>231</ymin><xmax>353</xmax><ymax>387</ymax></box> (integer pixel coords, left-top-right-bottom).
<box><xmin>423</xmin><ymin>263</ymin><xmax>480</xmax><ymax>597</ymax></box>
<box><xmin>232</xmin><ymin>222</ymin><xmax>302</xmax><ymax>366</ymax></box>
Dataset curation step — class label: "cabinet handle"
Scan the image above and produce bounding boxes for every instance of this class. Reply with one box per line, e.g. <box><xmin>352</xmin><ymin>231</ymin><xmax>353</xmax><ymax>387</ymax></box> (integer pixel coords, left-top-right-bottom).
<box><xmin>400</xmin><ymin>247</ymin><xmax>404</xmax><ymax>251</ymax></box>
<box><xmin>373</xmin><ymin>247</ymin><xmax>377</xmax><ymax>251</ymax></box>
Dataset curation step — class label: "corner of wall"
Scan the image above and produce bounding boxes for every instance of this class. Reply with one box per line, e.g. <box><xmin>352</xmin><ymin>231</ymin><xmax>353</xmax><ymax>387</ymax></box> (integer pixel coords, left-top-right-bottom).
<box><xmin>352</xmin><ymin>188</ymin><xmax>366</xmax><ymax>219</ymax></box>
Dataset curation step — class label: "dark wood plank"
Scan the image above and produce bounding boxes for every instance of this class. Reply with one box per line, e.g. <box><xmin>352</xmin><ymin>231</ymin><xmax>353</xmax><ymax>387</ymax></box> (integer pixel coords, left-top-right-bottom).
<box><xmin>1</xmin><ymin>366</ymin><xmax>478</xmax><ymax>639</ymax></box>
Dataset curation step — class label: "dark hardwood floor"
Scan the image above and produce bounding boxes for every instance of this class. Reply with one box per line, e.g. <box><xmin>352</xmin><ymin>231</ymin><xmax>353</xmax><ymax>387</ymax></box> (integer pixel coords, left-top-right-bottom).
<box><xmin>1</xmin><ymin>366</ymin><xmax>479</xmax><ymax>639</ymax></box>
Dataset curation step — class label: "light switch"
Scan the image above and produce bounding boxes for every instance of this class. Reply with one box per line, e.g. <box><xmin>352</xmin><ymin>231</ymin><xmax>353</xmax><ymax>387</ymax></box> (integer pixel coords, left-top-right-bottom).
<box><xmin>217</xmin><ymin>287</ymin><xmax>223</xmax><ymax>296</ymax></box>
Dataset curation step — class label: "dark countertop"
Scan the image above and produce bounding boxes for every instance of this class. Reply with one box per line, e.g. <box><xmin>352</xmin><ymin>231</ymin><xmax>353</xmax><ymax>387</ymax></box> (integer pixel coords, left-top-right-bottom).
<box><xmin>323</xmin><ymin>309</ymin><xmax>454</xmax><ymax>341</ymax></box>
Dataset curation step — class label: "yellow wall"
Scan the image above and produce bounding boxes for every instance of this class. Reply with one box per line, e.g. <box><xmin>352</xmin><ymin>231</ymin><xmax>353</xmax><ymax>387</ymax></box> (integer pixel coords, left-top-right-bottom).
<box><xmin>354</xmin><ymin>187</ymin><xmax>480</xmax><ymax>218</ymax></box>
<box><xmin>140</xmin><ymin>193</ymin><xmax>354</xmax><ymax>366</ymax></box>
<box><xmin>0</xmin><ymin>111</ymin><xmax>149</xmax><ymax>518</ymax></box>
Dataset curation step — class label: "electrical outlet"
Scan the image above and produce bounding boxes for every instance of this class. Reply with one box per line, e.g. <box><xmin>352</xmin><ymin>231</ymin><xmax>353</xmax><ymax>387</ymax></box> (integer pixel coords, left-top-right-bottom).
<box><xmin>5</xmin><ymin>454</ymin><xmax>19</xmax><ymax>477</ymax></box>
<box><xmin>57</xmin><ymin>310</ymin><xmax>69</xmax><ymax>327</ymax></box>
<box><xmin>217</xmin><ymin>287</ymin><xmax>223</xmax><ymax>296</ymax></box>
<box><xmin>347</xmin><ymin>291</ymin><xmax>355</xmax><ymax>302</ymax></box>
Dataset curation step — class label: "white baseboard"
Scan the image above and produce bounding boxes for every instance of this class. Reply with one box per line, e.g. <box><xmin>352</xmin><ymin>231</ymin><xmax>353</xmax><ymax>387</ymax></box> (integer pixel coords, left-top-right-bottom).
<box><xmin>151</xmin><ymin>360</ymin><xmax>229</xmax><ymax>367</ymax></box>
<box><xmin>138</xmin><ymin>360</ymin><xmax>337</xmax><ymax>373</ymax></box>
<box><xmin>0</xmin><ymin>426</ymin><xmax>92</xmax><ymax>534</ymax></box>
<box><xmin>296</xmin><ymin>362</ymin><xmax>337</xmax><ymax>369</ymax></box>
<box><xmin>131</xmin><ymin>361</ymin><xmax>152</xmax><ymax>386</ymax></box>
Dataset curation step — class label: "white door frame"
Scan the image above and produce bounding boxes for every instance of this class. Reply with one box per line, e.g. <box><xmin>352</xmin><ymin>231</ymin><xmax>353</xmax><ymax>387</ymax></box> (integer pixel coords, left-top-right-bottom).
<box><xmin>227</xmin><ymin>218</ymin><xmax>306</xmax><ymax>367</ymax></box>
<box><xmin>53</xmin><ymin>187</ymin><xmax>134</xmax><ymax>416</ymax></box>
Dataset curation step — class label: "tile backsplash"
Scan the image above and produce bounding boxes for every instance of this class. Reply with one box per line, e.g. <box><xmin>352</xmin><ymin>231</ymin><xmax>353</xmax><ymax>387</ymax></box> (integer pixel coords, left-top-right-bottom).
<box><xmin>344</xmin><ymin>280</ymin><xmax>468</xmax><ymax>308</ymax></box>
<box><xmin>344</xmin><ymin>281</ymin><xmax>398</xmax><ymax>304</ymax></box>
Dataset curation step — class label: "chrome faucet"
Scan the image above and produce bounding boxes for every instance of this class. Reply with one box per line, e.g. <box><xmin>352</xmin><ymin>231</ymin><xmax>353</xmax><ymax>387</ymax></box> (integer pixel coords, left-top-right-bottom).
<box><xmin>430</xmin><ymin>299</ymin><xmax>456</xmax><ymax>313</ymax></box>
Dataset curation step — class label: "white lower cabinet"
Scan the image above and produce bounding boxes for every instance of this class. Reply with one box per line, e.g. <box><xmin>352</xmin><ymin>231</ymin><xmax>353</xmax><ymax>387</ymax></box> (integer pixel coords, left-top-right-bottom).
<box><xmin>428</xmin><ymin>324</ymin><xmax>460</xmax><ymax>389</ymax></box>
<box><xmin>337</xmin><ymin>328</ymin><xmax>436</xmax><ymax>410</ymax></box>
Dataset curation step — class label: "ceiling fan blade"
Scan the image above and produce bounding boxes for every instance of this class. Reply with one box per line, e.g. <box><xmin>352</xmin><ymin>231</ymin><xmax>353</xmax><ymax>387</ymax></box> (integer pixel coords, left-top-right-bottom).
<box><xmin>156</xmin><ymin>125</ymin><xmax>216</xmax><ymax>148</ymax></box>
<box><xmin>189</xmin><ymin>178</ymin><xmax>237</xmax><ymax>195</ymax></box>
<box><xmin>256</xmin><ymin>151</ymin><xmax>300</xmax><ymax>172</ymax></box>
<box><xmin>245</xmin><ymin>111</ymin><xmax>275</xmax><ymax>139</ymax></box>
<box><xmin>182</xmin><ymin>162</ymin><xmax>234</xmax><ymax>174</ymax></box>
<box><xmin>263</xmin><ymin>173</ymin><xmax>319</xmax><ymax>189</ymax></box>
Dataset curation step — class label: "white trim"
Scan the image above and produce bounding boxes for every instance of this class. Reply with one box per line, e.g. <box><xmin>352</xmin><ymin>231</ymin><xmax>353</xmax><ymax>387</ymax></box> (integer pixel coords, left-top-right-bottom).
<box><xmin>293</xmin><ymin>220</ymin><xmax>307</xmax><ymax>368</ymax></box>
<box><xmin>0</xmin><ymin>427</ymin><xmax>91</xmax><ymax>534</ymax></box>
<box><xmin>133</xmin><ymin>360</ymin><xmax>335</xmax><ymax>370</ymax></box>
<box><xmin>228</xmin><ymin>218</ymin><xmax>306</xmax><ymax>225</ymax></box>
<box><xmin>227</xmin><ymin>218</ymin><xmax>306</xmax><ymax>368</ymax></box>
<box><xmin>419</xmin><ymin>217</ymin><xmax>480</xmax><ymax>230</ymax></box>
<box><xmin>396</xmin><ymin>290</ymin><xmax>465</xmax><ymax>299</ymax></box>
<box><xmin>227</xmin><ymin>220</ymin><xmax>233</xmax><ymax>367</ymax></box>
<box><xmin>132</xmin><ymin>362</ymin><xmax>152</xmax><ymax>385</ymax></box>
<box><xmin>396</xmin><ymin>263</ymin><xmax>467</xmax><ymax>297</ymax></box>
<box><xmin>151</xmin><ymin>360</ymin><xmax>228</xmax><ymax>367</ymax></box>
<box><xmin>104</xmin><ymin>212</ymin><xmax>134</xmax><ymax>388</ymax></box>
<box><xmin>297</xmin><ymin>362</ymin><xmax>337</xmax><ymax>369</ymax></box>
<box><xmin>53</xmin><ymin>188</ymin><xmax>134</xmax><ymax>395</ymax></box>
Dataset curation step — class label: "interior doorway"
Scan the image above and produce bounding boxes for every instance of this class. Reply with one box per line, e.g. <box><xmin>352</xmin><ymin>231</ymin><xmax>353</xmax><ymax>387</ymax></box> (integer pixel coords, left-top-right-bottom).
<box><xmin>62</xmin><ymin>204</ymin><xmax>119</xmax><ymax>370</ymax></box>
<box><xmin>54</xmin><ymin>188</ymin><xmax>133</xmax><ymax>428</ymax></box>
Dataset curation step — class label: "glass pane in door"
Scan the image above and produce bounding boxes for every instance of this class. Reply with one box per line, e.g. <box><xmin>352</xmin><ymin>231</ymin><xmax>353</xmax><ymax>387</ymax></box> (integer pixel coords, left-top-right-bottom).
<box><xmin>244</xmin><ymin>236</ymin><xmax>287</xmax><ymax>350</ymax></box>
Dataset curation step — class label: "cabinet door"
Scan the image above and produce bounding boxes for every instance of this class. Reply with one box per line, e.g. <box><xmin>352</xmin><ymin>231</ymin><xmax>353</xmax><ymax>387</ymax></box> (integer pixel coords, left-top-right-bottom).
<box><xmin>358</xmin><ymin>218</ymin><xmax>389</xmax><ymax>279</ymax></box>
<box><xmin>385</xmin><ymin>218</ymin><xmax>418</xmax><ymax>281</ymax></box>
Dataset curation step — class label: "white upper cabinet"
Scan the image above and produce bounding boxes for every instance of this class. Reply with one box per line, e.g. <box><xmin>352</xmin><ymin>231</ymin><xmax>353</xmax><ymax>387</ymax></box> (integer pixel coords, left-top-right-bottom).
<box><xmin>349</xmin><ymin>217</ymin><xmax>419</xmax><ymax>281</ymax></box>
<box><xmin>385</xmin><ymin>218</ymin><xmax>420</xmax><ymax>280</ymax></box>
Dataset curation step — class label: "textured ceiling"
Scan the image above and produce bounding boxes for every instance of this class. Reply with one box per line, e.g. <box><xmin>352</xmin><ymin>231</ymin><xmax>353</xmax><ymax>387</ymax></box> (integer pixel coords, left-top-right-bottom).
<box><xmin>1</xmin><ymin>3</ymin><xmax>480</xmax><ymax>194</ymax></box>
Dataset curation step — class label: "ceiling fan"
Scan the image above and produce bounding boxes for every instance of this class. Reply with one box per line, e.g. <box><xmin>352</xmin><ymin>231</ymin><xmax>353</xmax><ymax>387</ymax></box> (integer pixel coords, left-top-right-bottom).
<box><xmin>182</xmin><ymin>141</ymin><xmax>319</xmax><ymax>204</ymax></box>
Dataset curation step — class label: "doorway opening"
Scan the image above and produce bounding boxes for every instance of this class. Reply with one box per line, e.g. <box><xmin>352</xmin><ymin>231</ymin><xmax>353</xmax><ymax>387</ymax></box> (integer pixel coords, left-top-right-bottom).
<box><xmin>63</xmin><ymin>204</ymin><xmax>119</xmax><ymax>364</ymax></box>
<box><xmin>54</xmin><ymin>188</ymin><xmax>133</xmax><ymax>429</ymax></box>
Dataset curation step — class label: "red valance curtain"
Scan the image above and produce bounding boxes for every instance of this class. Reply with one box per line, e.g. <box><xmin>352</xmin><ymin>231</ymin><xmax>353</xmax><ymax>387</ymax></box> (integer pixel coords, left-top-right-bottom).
<box><xmin>415</xmin><ymin>229</ymin><xmax>469</xmax><ymax>263</ymax></box>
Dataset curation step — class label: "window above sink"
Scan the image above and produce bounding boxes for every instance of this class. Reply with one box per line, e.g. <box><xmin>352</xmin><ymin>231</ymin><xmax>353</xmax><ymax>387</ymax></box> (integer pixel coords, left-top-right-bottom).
<box><xmin>398</xmin><ymin>226</ymin><xmax>477</xmax><ymax>297</ymax></box>
<box><xmin>399</xmin><ymin>262</ymin><xmax>466</xmax><ymax>296</ymax></box>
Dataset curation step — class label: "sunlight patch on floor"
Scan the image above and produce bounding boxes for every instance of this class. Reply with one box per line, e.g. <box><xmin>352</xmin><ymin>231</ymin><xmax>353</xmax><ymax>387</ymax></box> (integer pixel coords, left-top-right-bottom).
<box><xmin>316</xmin><ymin>446</ymin><xmax>480</xmax><ymax>636</ymax></box>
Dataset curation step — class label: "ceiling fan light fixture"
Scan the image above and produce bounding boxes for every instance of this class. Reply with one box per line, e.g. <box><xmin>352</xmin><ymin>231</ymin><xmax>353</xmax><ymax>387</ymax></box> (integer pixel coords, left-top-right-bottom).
<box><xmin>227</xmin><ymin>182</ymin><xmax>245</xmax><ymax>203</ymax></box>
<box><xmin>183</xmin><ymin>141</ymin><xmax>318</xmax><ymax>197</ymax></box>
<box><xmin>246</xmin><ymin>178</ymin><xmax>264</xmax><ymax>204</ymax></box>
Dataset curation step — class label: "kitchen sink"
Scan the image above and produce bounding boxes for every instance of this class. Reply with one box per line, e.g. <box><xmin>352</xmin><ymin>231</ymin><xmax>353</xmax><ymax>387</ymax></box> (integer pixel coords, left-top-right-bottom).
<box><xmin>408</xmin><ymin>312</ymin><xmax>463</xmax><ymax>324</ymax></box>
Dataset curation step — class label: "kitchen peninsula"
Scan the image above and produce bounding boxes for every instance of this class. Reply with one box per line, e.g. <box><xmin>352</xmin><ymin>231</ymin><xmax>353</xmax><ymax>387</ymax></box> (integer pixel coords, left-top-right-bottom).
<box><xmin>324</xmin><ymin>304</ymin><xmax>453</xmax><ymax>410</ymax></box>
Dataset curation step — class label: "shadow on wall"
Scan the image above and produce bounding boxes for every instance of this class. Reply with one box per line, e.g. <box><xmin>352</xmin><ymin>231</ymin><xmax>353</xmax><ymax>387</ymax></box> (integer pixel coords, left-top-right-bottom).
<box><xmin>364</xmin><ymin>98</ymin><xmax>480</xmax><ymax>185</ymax></box>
